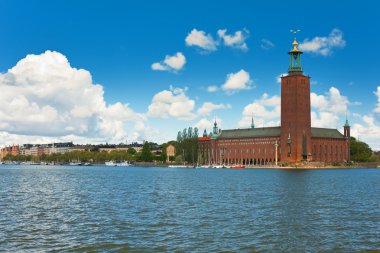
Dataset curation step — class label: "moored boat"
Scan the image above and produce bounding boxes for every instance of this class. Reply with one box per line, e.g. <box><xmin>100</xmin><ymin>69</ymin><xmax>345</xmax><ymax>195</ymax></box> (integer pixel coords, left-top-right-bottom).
<box><xmin>116</xmin><ymin>161</ymin><xmax>130</xmax><ymax>167</ymax></box>
<box><xmin>231</xmin><ymin>164</ymin><xmax>245</xmax><ymax>169</ymax></box>
<box><xmin>69</xmin><ymin>162</ymin><xmax>82</xmax><ymax>166</ymax></box>
<box><xmin>105</xmin><ymin>161</ymin><xmax>117</xmax><ymax>166</ymax></box>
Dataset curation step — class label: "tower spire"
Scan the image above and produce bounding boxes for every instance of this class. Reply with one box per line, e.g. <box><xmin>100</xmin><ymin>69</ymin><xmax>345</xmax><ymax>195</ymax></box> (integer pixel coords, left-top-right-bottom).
<box><xmin>344</xmin><ymin>112</ymin><xmax>350</xmax><ymax>127</ymax></box>
<box><xmin>213</xmin><ymin>117</ymin><xmax>218</xmax><ymax>134</ymax></box>
<box><xmin>251</xmin><ymin>113</ymin><xmax>255</xmax><ymax>129</ymax></box>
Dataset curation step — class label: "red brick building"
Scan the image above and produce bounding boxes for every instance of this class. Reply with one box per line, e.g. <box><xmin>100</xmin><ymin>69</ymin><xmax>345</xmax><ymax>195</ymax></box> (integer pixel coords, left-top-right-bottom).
<box><xmin>198</xmin><ymin>38</ymin><xmax>350</xmax><ymax>166</ymax></box>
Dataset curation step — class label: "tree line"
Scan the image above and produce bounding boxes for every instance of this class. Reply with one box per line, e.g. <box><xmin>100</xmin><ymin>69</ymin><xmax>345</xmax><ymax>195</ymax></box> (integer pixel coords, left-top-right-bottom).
<box><xmin>1</xmin><ymin>142</ymin><xmax>165</xmax><ymax>163</ymax></box>
<box><xmin>173</xmin><ymin>127</ymin><xmax>199</xmax><ymax>164</ymax></box>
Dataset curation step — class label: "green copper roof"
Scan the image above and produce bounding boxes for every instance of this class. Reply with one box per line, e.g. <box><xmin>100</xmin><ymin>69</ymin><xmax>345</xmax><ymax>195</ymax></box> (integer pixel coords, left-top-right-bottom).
<box><xmin>311</xmin><ymin>127</ymin><xmax>345</xmax><ymax>139</ymax></box>
<box><xmin>214</xmin><ymin>126</ymin><xmax>345</xmax><ymax>139</ymax></box>
<box><xmin>218</xmin><ymin>127</ymin><xmax>281</xmax><ymax>139</ymax></box>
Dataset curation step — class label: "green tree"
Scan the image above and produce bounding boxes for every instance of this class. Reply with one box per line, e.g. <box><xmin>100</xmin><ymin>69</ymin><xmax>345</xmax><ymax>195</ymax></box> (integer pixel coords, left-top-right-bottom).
<box><xmin>194</xmin><ymin>127</ymin><xmax>199</xmax><ymax>137</ymax></box>
<box><xmin>177</xmin><ymin>131</ymin><xmax>182</xmax><ymax>142</ymax></box>
<box><xmin>127</xmin><ymin>147</ymin><xmax>137</xmax><ymax>155</ymax></box>
<box><xmin>350</xmin><ymin>137</ymin><xmax>372</xmax><ymax>162</ymax></box>
<box><xmin>161</xmin><ymin>143</ymin><xmax>168</xmax><ymax>162</ymax></box>
<box><xmin>140</xmin><ymin>141</ymin><xmax>153</xmax><ymax>162</ymax></box>
<box><xmin>175</xmin><ymin>154</ymin><xmax>183</xmax><ymax>164</ymax></box>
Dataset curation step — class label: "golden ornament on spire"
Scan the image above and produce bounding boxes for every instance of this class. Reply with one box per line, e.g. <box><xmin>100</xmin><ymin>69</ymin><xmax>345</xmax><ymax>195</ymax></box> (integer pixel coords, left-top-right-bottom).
<box><xmin>290</xmin><ymin>29</ymin><xmax>301</xmax><ymax>52</ymax></box>
<box><xmin>291</xmin><ymin>38</ymin><xmax>300</xmax><ymax>52</ymax></box>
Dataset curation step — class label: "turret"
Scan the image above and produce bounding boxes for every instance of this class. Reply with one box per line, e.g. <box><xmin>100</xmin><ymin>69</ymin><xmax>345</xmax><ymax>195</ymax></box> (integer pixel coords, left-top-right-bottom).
<box><xmin>344</xmin><ymin>117</ymin><xmax>350</xmax><ymax>138</ymax></box>
<box><xmin>344</xmin><ymin>116</ymin><xmax>351</xmax><ymax>162</ymax></box>
<box><xmin>213</xmin><ymin>118</ymin><xmax>219</xmax><ymax>134</ymax></box>
<box><xmin>250</xmin><ymin>114</ymin><xmax>255</xmax><ymax>129</ymax></box>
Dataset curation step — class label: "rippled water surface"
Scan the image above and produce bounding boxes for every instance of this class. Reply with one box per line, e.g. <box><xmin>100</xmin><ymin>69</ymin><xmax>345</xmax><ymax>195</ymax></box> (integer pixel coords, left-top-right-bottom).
<box><xmin>0</xmin><ymin>166</ymin><xmax>379</xmax><ymax>252</ymax></box>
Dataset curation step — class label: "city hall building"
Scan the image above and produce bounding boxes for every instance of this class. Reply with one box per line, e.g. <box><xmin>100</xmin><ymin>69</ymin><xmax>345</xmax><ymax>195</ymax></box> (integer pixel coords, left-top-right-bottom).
<box><xmin>198</xmin><ymin>38</ymin><xmax>351</xmax><ymax>165</ymax></box>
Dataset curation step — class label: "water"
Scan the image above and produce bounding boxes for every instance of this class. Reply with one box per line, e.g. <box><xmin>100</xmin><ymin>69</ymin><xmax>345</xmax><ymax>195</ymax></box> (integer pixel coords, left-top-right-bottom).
<box><xmin>0</xmin><ymin>166</ymin><xmax>379</xmax><ymax>252</ymax></box>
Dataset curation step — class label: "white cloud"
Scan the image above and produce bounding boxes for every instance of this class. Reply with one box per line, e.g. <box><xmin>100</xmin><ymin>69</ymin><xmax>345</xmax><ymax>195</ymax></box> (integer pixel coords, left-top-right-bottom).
<box><xmin>299</xmin><ymin>28</ymin><xmax>346</xmax><ymax>56</ymax></box>
<box><xmin>151</xmin><ymin>62</ymin><xmax>167</xmax><ymax>71</ymax></box>
<box><xmin>238</xmin><ymin>93</ymin><xmax>281</xmax><ymax>128</ymax></box>
<box><xmin>310</xmin><ymin>87</ymin><xmax>349</xmax><ymax>128</ymax></box>
<box><xmin>0</xmin><ymin>50</ymin><xmax>150</xmax><ymax>145</ymax></box>
<box><xmin>151</xmin><ymin>52</ymin><xmax>186</xmax><ymax>72</ymax></box>
<box><xmin>207</xmin><ymin>85</ymin><xmax>218</xmax><ymax>92</ymax></box>
<box><xmin>221</xmin><ymin>69</ymin><xmax>252</xmax><ymax>92</ymax></box>
<box><xmin>348</xmin><ymin>87</ymin><xmax>380</xmax><ymax>150</ymax></box>
<box><xmin>194</xmin><ymin>117</ymin><xmax>222</xmax><ymax>132</ymax></box>
<box><xmin>147</xmin><ymin>86</ymin><xmax>196</xmax><ymax>120</ymax></box>
<box><xmin>185</xmin><ymin>29</ymin><xmax>218</xmax><ymax>52</ymax></box>
<box><xmin>351</xmin><ymin>115</ymin><xmax>380</xmax><ymax>150</ymax></box>
<box><xmin>217</xmin><ymin>28</ymin><xmax>249</xmax><ymax>51</ymax></box>
<box><xmin>374</xmin><ymin>86</ymin><xmax>380</xmax><ymax>114</ymax></box>
<box><xmin>276</xmin><ymin>73</ymin><xmax>288</xmax><ymax>83</ymax></box>
<box><xmin>261</xmin><ymin>39</ymin><xmax>275</xmax><ymax>50</ymax></box>
<box><xmin>197</xmin><ymin>102</ymin><xmax>231</xmax><ymax>116</ymax></box>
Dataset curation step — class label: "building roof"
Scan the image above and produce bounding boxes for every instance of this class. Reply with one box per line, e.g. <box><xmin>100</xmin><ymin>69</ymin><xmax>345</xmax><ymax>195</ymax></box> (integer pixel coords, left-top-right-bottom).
<box><xmin>217</xmin><ymin>127</ymin><xmax>281</xmax><ymax>139</ymax></box>
<box><xmin>311</xmin><ymin>127</ymin><xmax>345</xmax><ymax>139</ymax></box>
<box><xmin>206</xmin><ymin>126</ymin><xmax>345</xmax><ymax>140</ymax></box>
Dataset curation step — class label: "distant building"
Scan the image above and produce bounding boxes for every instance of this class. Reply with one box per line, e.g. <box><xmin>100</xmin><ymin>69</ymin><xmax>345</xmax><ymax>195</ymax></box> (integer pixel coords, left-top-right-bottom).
<box><xmin>166</xmin><ymin>144</ymin><xmax>176</xmax><ymax>162</ymax></box>
<box><xmin>29</xmin><ymin>146</ymin><xmax>45</xmax><ymax>156</ymax></box>
<box><xmin>98</xmin><ymin>147</ymin><xmax>129</xmax><ymax>153</ymax></box>
<box><xmin>0</xmin><ymin>145</ymin><xmax>20</xmax><ymax>160</ymax></box>
<box><xmin>198</xmin><ymin>37</ymin><xmax>350</xmax><ymax>165</ymax></box>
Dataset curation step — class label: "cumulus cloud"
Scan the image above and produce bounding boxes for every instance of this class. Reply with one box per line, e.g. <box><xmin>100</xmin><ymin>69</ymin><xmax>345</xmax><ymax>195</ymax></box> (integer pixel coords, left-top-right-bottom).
<box><xmin>147</xmin><ymin>86</ymin><xmax>196</xmax><ymax>120</ymax></box>
<box><xmin>217</xmin><ymin>28</ymin><xmax>249</xmax><ymax>51</ymax></box>
<box><xmin>238</xmin><ymin>93</ymin><xmax>281</xmax><ymax>128</ymax></box>
<box><xmin>197</xmin><ymin>102</ymin><xmax>231</xmax><ymax>116</ymax></box>
<box><xmin>347</xmin><ymin>87</ymin><xmax>380</xmax><ymax>150</ymax></box>
<box><xmin>221</xmin><ymin>69</ymin><xmax>253</xmax><ymax>92</ymax></box>
<box><xmin>185</xmin><ymin>29</ymin><xmax>218</xmax><ymax>52</ymax></box>
<box><xmin>310</xmin><ymin>87</ymin><xmax>349</xmax><ymax>128</ymax></box>
<box><xmin>261</xmin><ymin>39</ymin><xmax>275</xmax><ymax>50</ymax></box>
<box><xmin>151</xmin><ymin>52</ymin><xmax>186</xmax><ymax>72</ymax></box>
<box><xmin>299</xmin><ymin>28</ymin><xmax>346</xmax><ymax>56</ymax></box>
<box><xmin>351</xmin><ymin>115</ymin><xmax>380</xmax><ymax>150</ymax></box>
<box><xmin>207</xmin><ymin>85</ymin><xmax>218</xmax><ymax>92</ymax></box>
<box><xmin>0</xmin><ymin>50</ymin><xmax>149</xmax><ymax>145</ymax></box>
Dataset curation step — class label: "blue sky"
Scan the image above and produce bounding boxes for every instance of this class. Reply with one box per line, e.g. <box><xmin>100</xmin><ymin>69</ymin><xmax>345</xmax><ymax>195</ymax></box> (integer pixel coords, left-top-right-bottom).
<box><xmin>0</xmin><ymin>0</ymin><xmax>379</xmax><ymax>148</ymax></box>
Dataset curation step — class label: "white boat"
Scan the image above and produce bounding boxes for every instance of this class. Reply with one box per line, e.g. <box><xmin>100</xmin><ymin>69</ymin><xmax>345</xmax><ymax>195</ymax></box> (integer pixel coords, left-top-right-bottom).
<box><xmin>105</xmin><ymin>161</ymin><xmax>117</xmax><ymax>166</ymax></box>
<box><xmin>116</xmin><ymin>161</ymin><xmax>130</xmax><ymax>167</ymax></box>
<box><xmin>105</xmin><ymin>161</ymin><xmax>131</xmax><ymax>167</ymax></box>
<box><xmin>168</xmin><ymin>165</ymin><xmax>192</xmax><ymax>168</ymax></box>
<box><xmin>69</xmin><ymin>162</ymin><xmax>82</xmax><ymax>166</ymax></box>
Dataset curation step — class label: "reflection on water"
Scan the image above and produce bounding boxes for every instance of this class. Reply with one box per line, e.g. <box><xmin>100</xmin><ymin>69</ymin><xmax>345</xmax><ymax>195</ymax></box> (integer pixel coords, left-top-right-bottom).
<box><xmin>0</xmin><ymin>166</ymin><xmax>379</xmax><ymax>252</ymax></box>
